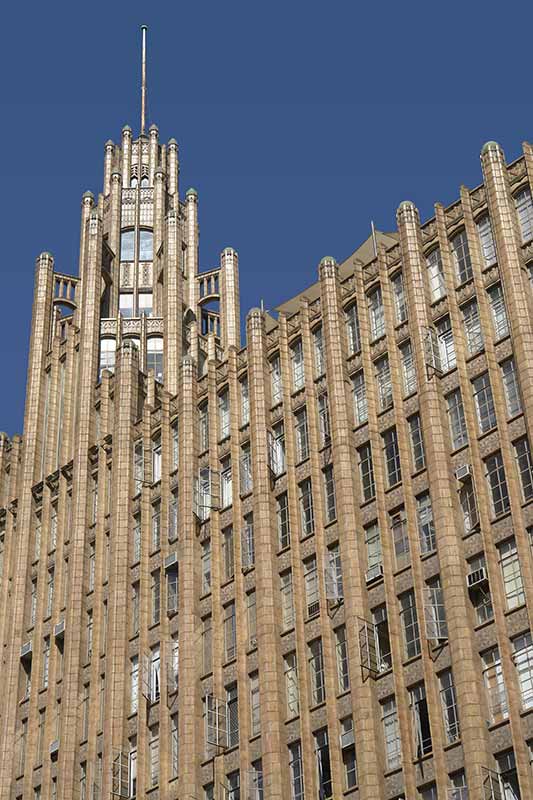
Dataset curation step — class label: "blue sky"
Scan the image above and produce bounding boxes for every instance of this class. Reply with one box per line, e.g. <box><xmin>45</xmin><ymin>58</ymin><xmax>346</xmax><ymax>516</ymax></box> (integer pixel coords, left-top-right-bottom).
<box><xmin>1</xmin><ymin>0</ymin><xmax>532</xmax><ymax>434</ymax></box>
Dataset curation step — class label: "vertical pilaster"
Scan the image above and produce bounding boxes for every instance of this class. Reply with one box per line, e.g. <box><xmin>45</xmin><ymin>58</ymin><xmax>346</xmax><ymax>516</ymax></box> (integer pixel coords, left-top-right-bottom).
<box><xmin>103</xmin><ymin>140</ymin><xmax>115</xmax><ymax>196</ymax></box>
<box><xmin>121</xmin><ymin>125</ymin><xmax>132</xmax><ymax>187</ymax></box>
<box><xmin>167</xmin><ymin>138</ymin><xmax>179</xmax><ymax>200</ymax></box>
<box><xmin>318</xmin><ymin>257</ymin><xmax>386</xmax><ymax>800</ymax></box>
<box><xmin>186</xmin><ymin>188</ymin><xmax>199</xmax><ymax>314</ymax></box>
<box><xmin>101</xmin><ymin>342</ymin><xmax>140</xmax><ymax>797</ymax></box>
<box><xmin>163</xmin><ymin>210</ymin><xmax>183</xmax><ymax>395</ymax></box>
<box><xmin>148</xmin><ymin>124</ymin><xmax>159</xmax><ymax>186</ymax></box>
<box><xmin>177</xmin><ymin>355</ymin><xmax>203</xmax><ymax>794</ymax></box>
<box><xmin>397</xmin><ymin>201</ymin><xmax>490</xmax><ymax>800</ymax></box>
<box><xmin>247</xmin><ymin>308</ymin><xmax>286</xmax><ymax>799</ymax></box>
<box><xmin>220</xmin><ymin>248</ymin><xmax>241</xmax><ymax>351</ymax></box>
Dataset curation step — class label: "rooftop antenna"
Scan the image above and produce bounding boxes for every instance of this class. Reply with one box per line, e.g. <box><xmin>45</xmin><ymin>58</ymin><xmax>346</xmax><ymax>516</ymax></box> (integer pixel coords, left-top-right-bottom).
<box><xmin>370</xmin><ymin>220</ymin><xmax>378</xmax><ymax>258</ymax></box>
<box><xmin>140</xmin><ymin>24</ymin><xmax>148</xmax><ymax>136</ymax></box>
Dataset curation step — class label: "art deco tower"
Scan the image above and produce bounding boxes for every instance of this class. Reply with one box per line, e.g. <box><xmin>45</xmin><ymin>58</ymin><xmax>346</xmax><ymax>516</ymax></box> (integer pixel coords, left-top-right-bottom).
<box><xmin>3</xmin><ymin>28</ymin><xmax>533</xmax><ymax>800</ymax></box>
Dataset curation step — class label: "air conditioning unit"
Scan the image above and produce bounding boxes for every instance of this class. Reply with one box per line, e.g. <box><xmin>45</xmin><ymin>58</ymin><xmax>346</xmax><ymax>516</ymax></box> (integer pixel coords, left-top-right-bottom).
<box><xmin>165</xmin><ymin>552</ymin><xmax>178</xmax><ymax>570</ymax></box>
<box><xmin>366</xmin><ymin>564</ymin><xmax>384</xmax><ymax>583</ymax></box>
<box><xmin>49</xmin><ymin>739</ymin><xmax>59</xmax><ymax>758</ymax></box>
<box><xmin>20</xmin><ymin>641</ymin><xmax>32</xmax><ymax>660</ymax></box>
<box><xmin>54</xmin><ymin>619</ymin><xmax>65</xmax><ymax>639</ymax></box>
<box><xmin>467</xmin><ymin>566</ymin><xmax>488</xmax><ymax>589</ymax></box>
<box><xmin>455</xmin><ymin>464</ymin><xmax>471</xmax><ymax>482</ymax></box>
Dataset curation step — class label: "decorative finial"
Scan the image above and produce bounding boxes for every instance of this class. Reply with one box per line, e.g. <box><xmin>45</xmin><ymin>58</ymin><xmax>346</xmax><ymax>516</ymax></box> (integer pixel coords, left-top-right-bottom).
<box><xmin>140</xmin><ymin>25</ymin><xmax>148</xmax><ymax>137</ymax></box>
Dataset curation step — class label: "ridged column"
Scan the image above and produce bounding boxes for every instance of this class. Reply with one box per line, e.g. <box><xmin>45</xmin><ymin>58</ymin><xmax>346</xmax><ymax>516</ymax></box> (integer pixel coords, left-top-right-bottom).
<box><xmin>163</xmin><ymin>210</ymin><xmax>183</xmax><ymax>395</ymax></box>
<box><xmin>0</xmin><ymin>261</ymin><xmax>54</xmax><ymax>796</ymax></box>
<box><xmin>101</xmin><ymin>342</ymin><xmax>139</xmax><ymax>797</ymax></box>
<box><xmin>178</xmin><ymin>355</ymin><xmax>203</xmax><ymax>794</ymax></box>
<box><xmin>318</xmin><ymin>257</ymin><xmax>385</xmax><ymax>800</ymax></box>
<box><xmin>247</xmin><ymin>308</ymin><xmax>286</xmax><ymax>799</ymax></box>
<box><xmin>58</xmin><ymin>209</ymin><xmax>103</xmax><ymax>800</ymax></box>
<box><xmin>148</xmin><ymin>124</ymin><xmax>159</xmax><ymax>185</ymax></box>
<box><xmin>397</xmin><ymin>201</ymin><xmax>490</xmax><ymax>800</ymax></box>
<box><xmin>121</xmin><ymin>125</ymin><xmax>132</xmax><ymax>187</ymax></box>
<box><xmin>78</xmin><ymin>191</ymin><xmax>94</xmax><ymax>290</ymax></box>
<box><xmin>103</xmin><ymin>140</ymin><xmax>115</xmax><ymax>196</ymax></box>
<box><xmin>220</xmin><ymin>248</ymin><xmax>241</xmax><ymax>352</ymax></box>
<box><xmin>109</xmin><ymin>171</ymin><xmax>122</xmax><ymax>318</ymax></box>
<box><xmin>186</xmin><ymin>188</ymin><xmax>199</xmax><ymax>315</ymax></box>
<box><xmin>167</xmin><ymin>138</ymin><xmax>179</xmax><ymax>200</ymax></box>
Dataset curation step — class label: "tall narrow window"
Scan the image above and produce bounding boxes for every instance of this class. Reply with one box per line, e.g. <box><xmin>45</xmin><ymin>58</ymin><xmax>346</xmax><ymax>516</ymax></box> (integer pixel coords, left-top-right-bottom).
<box><xmin>313</xmin><ymin>326</ymin><xmax>325</xmax><ymax>376</ymax></box>
<box><xmin>400</xmin><ymin>340</ymin><xmax>417</xmax><ymax>395</ymax></box>
<box><xmin>373</xmin><ymin>605</ymin><xmax>392</xmax><ymax>670</ymax></box>
<box><xmin>345</xmin><ymin>303</ymin><xmax>361</xmax><ymax>354</ymax></box>
<box><xmin>202</xmin><ymin>616</ymin><xmax>212</xmax><ymax>675</ymax></box>
<box><xmin>352</xmin><ymin>371</ymin><xmax>368</xmax><ymax>425</ymax></box>
<box><xmin>451</xmin><ymin>229</ymin><xmax>472</xmax><ymax>284</ymax></box>
<box><xmin>391</xmin><ymin>509</ymin><xmax>410</xmax><ymax>569</ymax></box>
<box><xmin>512</xmin><ymin>631</ymin><xmax>533</xmax><ymax>710</ymax></box>
<box><xmin>139</xmin><ymin>229</ymin><xmax>153</xmax><ymax>260</ymax></box>
<box><xmin>284</xmin><ymin>652</ymin><xmax>299</xmax><ymax>718</ymax></box>
<box><xmin>308</xmin><ymin>639</ymin><xmax>325</xmax><ymax>705</ymax></box>
<box><xmin>220</xmin><ymin>458</ymin><xmax>232</xmax><ymax>508</ymax></box>
<box><xmin>514</xmin><ymin>436</ymin><xmax>533</xmax><ymax>501</ymax></box>
<box><xmin>335</xmin><ymin>625</ymin><xmax>350</xmax><ymax>692</ymax></box>
<box><xmin>201</xmin><ymin>539</ymin><xmax>211</xmax><ymax>594</ymax></box>
<box><xmin>226</xmin><ymin>683</ymin><xmax>239</xmax><ymax>747</ymax></box>
<box><xmin>294</xmin><ymin>407</ymin><xmax>309</xmax><ymax>461</ymax></box>
<box><xmin>427</xmin><ymin>248</ymin><xmax>446</xmax><ymax>301</ymax></box>
<box><xmin>358</xmin><ymin>442</ymin><xmax>375</xmax><ymax>502</ymax></box>
<box><xmin>467</xmin><ymin>554</ymin><xmax>493</xmax><ymax>623</ymax></box>
<box><xmin>410</xmin><ymin>683</ymin><xmax>432</xmax><ymax>757</ymax></box>
<box><xmin>42</xmin><ymin>637</ymin><xmax>50</xmax><ymax>688</ymax></box>
<box><xmin>277</xmin><ymin>493</ymin><xmax>290</xmax><ymax>549</ymax></box>
<box><xmin>270</xmin><ymin>354</ymin><xmax>282</xmax><ymax>405</ymax></box>
<box><xmin>170</xmin><ymin>714</ymin><xmax>179</xmax><ymax>778</ymax></box>
<box><xmin>291</xmin><ymin>340</ymin><xmax>305</xmax><ymax>390</ymax></box>
<box><xmin>241</xmin><ymin>514</ymin><xmax>254</xmax><ymax>569</ymax></box>
<box><xmin>314</xmin><ymin>728</ymin><xmax>332</xmax><ymax>800</ymax></box>
<box><xmin>323</xmin><ymin>466</ymin><xmax>336</xmax><ymax>523</ymax></box>
<box><xmin>149</xmin><ymin>724</ymin><xmax>159</xmax><ymax>787</ymax></box>
<box><xmin>240</xmin><ymin>376</ymin><xmax>249</xmax><ymax>426</ymax></box>
<box><xmin>222</xmin><ymin>525</ymin><xmax>235</xmax><ymax>581</ymax></box>
<box><xmin>488</xmin><ymin>283</ymin><xmax>509</xmax><ymax>339</ymax></box>
<box><xmin>151</xmin><ymin>501</ymin><xmax>161</xmax><ymax>551</ymax></box>
<box><xmin>392</xmin><ymin>272</ymin><xmax>407</xmax><ymax>323</ymax></box>
<box><xmin>483</xmin><ymin>646</ymin><xmax>508</xmax><ymax>723</ymax></box>
<box><xmin>299</xmin><ymin>478</ymin><xmax>314</xmax><ymax>537</ymax></box>
<box><xmin>218</xmin><ymin>391</ymin><xmax>230</xmax><ymax>439</ymax></box>
<box><xmin>169</xmin><ymin>491</ymin><xmax>178</xmax><ymax>542</ymax></box>
<box><xmin>132</xmin><ymin>582</ymin><xmax>140</xmax><ymax>636</ymax></box>
<box><xmin>500</xmin><ymin>358</ymin><xmax>521</xmax><ymax>417</ymax></box>
<box><xmin>146</xmin><ymin>337</ymin><xmax>163</xmax><ymax>382</ymax></box>
<box><xmin>119</xmin><ymin>293</ymin><xmax>134</xmax><ymax>318</ymax></box>
<box><xmin>368</xmin><ymin>285</ymin><xmax>385</xmax><ymax>340</ymax></box>
<box><xmin>46</xmin><ymin>567</ymin><xmax>55</xmax><ymax>617</ymax></box>
<box><xmin>247</xmin><ymin>590</ymin><xmax>257</xmax><ymax>648</ymax></box>
<box><xmin>199</xmin><ymin>403</ymin><xmax>209</xmax><ymax>451</ymax></box>
<box><xmin>317</xmin><ymin>394</ymin><xmax>330</xmax><ymax>447</ymax></box>
<box><xmin>240</xmin><ymin>443</ymin><xmax>252</xmax><ymax>495</ymax></box>
<box><xmin>281</xmin><ymin>570</ymin><xmax>295</xmax><ymax>631</ymax></box>
<box><xmin>99</xmin><ymin>339</ymin><xmax>116</xmax><ymax>377</ymax></box>
<box><xmin>439</xmin><ymin>669</ymin><xmax>460</xmax><ymax>743</ymax></box>
<box><xmin>462</xmin><ymin>300</ymin><xmax>484</xmax><ymax>355</ymax></box>
<box><xmin>224</xmin><ymin>602</ymin><xmax>236</xmax><ymax>662</ymax></box>
<box><xmin>417</xmin><ymin>492</ymin><xmax>436</xmax><ymax>554</ymax></box>
<box><xmin>515</xmin><ymin>186</ymin><xmax>533</xmax><ymax>242</ymax></box>
<box><xmin>151</xmin><ymin>571</ymin><xmax>160</xmax><ymax>625</ymax></box>
<box><xmin>408</xmin><ymin>413</ymin><xmax>425</xmax><ymax>471</ymax></box>
<box><xmin>498</xmin><ymin>538</ymin><xmax>525</xmax><ymax>609</ymax></box>
<box><xmin>472</xmin><ymin>372</ymin><xmax>496</xmax><ymax>433</ymax></box>
<box><xmin>133</xmin><ymin>441</ymin><xmax>143</xmax><ymax>495</ymax></box>
<box><xmin>485</xmin><ymin>452</ymin><xmax>510</xmax><ymax>516</ymax></box>
<box><xmin>375</xmin><ymin>355</ymin><xmax>393</xmax><ymax>410</ymax></box>
<box><xmin>365</xmin><ymin>521</ymin><xmax>383</xmax><ymax>580</ymax></box>
<box><xmin>250</xmin><ymin>673</ymin><xmax>261</xmax><ymax>736</ymax></box>
<box><xmin>437</xmin><ymin>315</ymin><xmax>456</xmax><ymax>372</ymax></box>
<box><xmin>304</xmin><ymin>555</ymin><xmax>319</xmax><ymax>618</ymax></box>
<box><xmin>477</xmin><ymin>214</ymin><xmax>497</xmax><ymax>266</ymax></box>
<box><xmin>399</xmin><ymin>590</ymin><xmax>420</xmax><ymax>659</ymax></box>
<box><xmin>289</xmin><ymin>741</ymin><xmax>304</xmax><ymax>800</ymax></box>
<box><xmin>381</xmin><ymin>697</ymin><xmax>401</xmax><ymax>769</ymax></box>
<box><xmin>460</xmin><ymin>477</ymin><xmax>479</xmax><ymax>535</ymax></box>
<box><xmin>382</xmin><ymin>427</ymin><xmax>401</xmax><ymax>487</ymax></box>
<box><xmin>446</xmin><ymin>389</ymin><xmax>468</xmax><ymax>449</ymax></box>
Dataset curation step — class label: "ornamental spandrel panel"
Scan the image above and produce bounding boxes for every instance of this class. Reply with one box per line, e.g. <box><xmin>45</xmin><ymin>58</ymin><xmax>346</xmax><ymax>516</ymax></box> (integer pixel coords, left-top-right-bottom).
<box><xmin>482</xmin><ymin>263</ymin><xmax>501</xmax><ymax>286</ymax></box>
<box><xmin>430</xmin><ymin>294</ymin><xmax>449</xmax><ymax>321</ymax></box>
<box><xmin>421</xmin><ymin>218</ymin><xmax>437</xmax><ymax>243</ymax></box>
<box><xmin>445</xmin><ymin>201</ymin><xmax>464</xmax><ymax>227</ymax></box>
<box><xmin>507</xmin><ymin>158</ymin><xmax>527</xmax><ymax>184</ymax></box>
<box><xmin>470</xmin><ymin>184</ymin><xmax>486</xmax><ymax>210</ymax></box>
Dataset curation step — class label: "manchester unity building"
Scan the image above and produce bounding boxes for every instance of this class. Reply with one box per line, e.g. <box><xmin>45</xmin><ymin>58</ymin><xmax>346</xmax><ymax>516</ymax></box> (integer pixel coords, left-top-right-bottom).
<box><xmin>4</xmin><ymin>38</ymin><xmax>533</xmax><ymax>800</ymax></box>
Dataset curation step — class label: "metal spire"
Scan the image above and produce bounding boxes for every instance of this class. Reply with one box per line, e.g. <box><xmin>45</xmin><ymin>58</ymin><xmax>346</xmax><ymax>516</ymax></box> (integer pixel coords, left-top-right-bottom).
<box><xmin>140</xmin><ymin>25</ymin><xmax>148</xmax><ymax>136</ymax></box>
